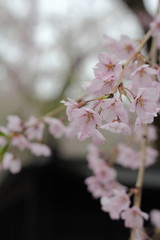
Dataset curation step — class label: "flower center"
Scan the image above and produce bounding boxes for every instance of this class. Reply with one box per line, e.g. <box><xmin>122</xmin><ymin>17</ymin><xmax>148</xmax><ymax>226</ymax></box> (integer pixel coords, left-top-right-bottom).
<box><xmin>85</xmin><ymin>112</ymin><xmax>94</xmax><ymax>122</ymax></box>
<box><xmin>106</xmin><ymin>63</ymin><xmax>115</xmax><ymax>71</ymax></box>
<box><xmin>137</xmin><ymin>97</ymin><xmax>145</xmax><ymax>106</ymax></box>
<box><xmin>139</xmin><ymin>68</ymin><xmax>145</xmax><ymax>76</ymax></box>
<box><xmin>125</xmin><ymin>44</ymin><xmax>133</xmax><ymax>53</ymax></box>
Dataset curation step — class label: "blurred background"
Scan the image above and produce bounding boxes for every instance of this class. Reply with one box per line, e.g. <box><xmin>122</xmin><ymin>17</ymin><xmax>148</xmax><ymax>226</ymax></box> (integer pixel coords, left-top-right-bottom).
<box><xmin>0</xmin><ymin>0</ymin><xmax>159</xmax><ymax>239</ymax></box>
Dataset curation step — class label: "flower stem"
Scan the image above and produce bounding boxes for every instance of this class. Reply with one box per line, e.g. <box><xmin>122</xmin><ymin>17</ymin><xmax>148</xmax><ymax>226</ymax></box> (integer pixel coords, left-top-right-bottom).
<box><xmin>130</xmin><ymin>124</ymin><xmax>148</xmax><ymax>240</ymax></box>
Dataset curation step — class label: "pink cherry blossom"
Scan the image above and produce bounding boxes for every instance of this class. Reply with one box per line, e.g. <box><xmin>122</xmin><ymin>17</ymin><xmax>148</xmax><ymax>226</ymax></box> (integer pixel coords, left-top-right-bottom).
<box><xmin>131</xmin><ymin>64</ymin><xmax>157</xmax><ymax>89</ymax></box>
<box><xmin>44</xmin><ymin>117</ymin><xmax>65</xmax><ymax>139</ymax></box>
<box><xmin>93</xmin><ymin>161</ymin><xmax>117</xmax><ymax>183</ymax></box>
<box><xmin>150</xmin><ymin>14</ymin><xmax>160</xmax><ymax>37</ymax></box>
<box><xmin>101</xmin><ymin>189</ymin><xmax>130</xmax><ymax>219</ymax></box>
<box><xmin>118</xmin><ymin>35</ymin><xmax>136</xmax><ymax>59</ymax></box>
<box><xmin>61</xmin><ymin>98</ymin><xmax>79</xmax><ymax>121</ymax></box>
<box><xmin>86</xmin><ymin>146</ymin><xmax>117</xmax><ymax>182</ymax></box>
<box><xmin>87</xmin><ymin>144</ymin><xmax>102</xmax><ymax>163</ymax></box>
<box><xmin>2</xmin><ymin>152</ymin><xmax>13</xmax><ymax>169</ymax></box>
<box><xmin>121</xmin><ymin>206</ymin><xmax>148</xmax><ymax>228</ymax></box>
<box><xmin>24</xmin><ymin>117</ymin><xmax>45</xmax><ymax>140</ymax></box>
<box><xmin>150</xmin><ymin>209</ymin><xmax>160</xmax><ymax>228</ymax></box>
<box><xmin>85</xmin><ymin>75</ymin><xmax>118</xmax><ymax>97</ymax></box>
<box><xmin>99</xmin><ymin>98</ymin><xmax>128</xmax><ymax>123</ymax></box>
<box><xmin>71</xmin><ymin>107</ymin><xmax>103</xmax><ymax>143</ymax></box>
<box><xmin>9</xmin><ymin>159</ymin><xmax>22</xmax><ymax>174</ymax></box>
<box><xmin>85</xmin><ymin>176</ymin><xmax>125</xmax><ymax>199</ymax></box>
<box><xmin>100</xmin><ymin>121</ymin><xmax>131</xmax><ymax>135</ymax></box>
<box><xmin>145</xmin><ymin>147</ymin><xmax>158</xmax><ymax>167</ymax></box>
<box><xmin>86</xmin><ymin>144</ymin><xmax>104</xmax><ymax>169</ymax></box>
<box><xmin>85</xmin><ymin>176</ymin><xmax>109</xmax><ymax>199</ymax></box>
<box><xmin>103</xmin><ymin>34</ymin><xmax>135</xmax><ymax>60</ymax></box>
<box><xmin>116</xmin><ymin>144</ymin><xmax>139</xmax><ymax>169</ymax></box>
<box><xmin>117</xmin><ymin>144</ymin><xmax>158</xmax><ymax>169</ymax></box>
<box><xmin>135</xmin><ymin>111</ymin><xmax>159</xmax><ymax>130</ymax></box>
<box><xmin>7</xmin><ymin>115</ymin><xmax>23</xmax><ymax>132</ymax></box>
<box><xmin>150</xmin><ymin>14</ymin><xmax>160</xmax><ymax>48</ymax></box>
<box><xmin>2</xmin><ymin>152</ymin><xmax>21</xmax><ymax>174</ymax></box>
<box><xmin>78</xmin><ymin>129</ymin><xmax>105</xmax><ymax>145</ymax></box>
<box><xmin>103</xmin><ymin>35</ymin><xmax>120</xmax><ymax>56</ymax></box>
<box><xmin>130</xmin><ymin>88</ymin><xmax>159</xmax><ymax>124</ymax></box>
<box><xmin>135</xmin><ymin>125</ymin><xmax>157</xmax><ymax>142</ymax></box>
<box><xmin>11</xmin><ymin>135</ymin><xmax>30</xmax><ymax>151</ymax></box>
<box><xmin>64</xmin><ymin>124</ymin><xmax>78</xmax><ymax>139</ymax></box>
<box><xmin>94</xmin><ymin>52</ymin><xmax>122</xmax><ymax>80</ymax></box>
<box><xmin>29</xmin><ymin>143</ymin><xmax>51</xmax><ymax>157</ymax></box>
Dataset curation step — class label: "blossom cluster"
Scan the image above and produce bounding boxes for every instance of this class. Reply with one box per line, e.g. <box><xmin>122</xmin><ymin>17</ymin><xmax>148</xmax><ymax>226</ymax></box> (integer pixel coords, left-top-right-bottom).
<box><xmin>62</xmin><ymin>14</ymin><xmax>160</xmax><ymax>238</ymax></box>
<box><xmin>0</xmin><ymin>115</ymin><xmax>66</xmax><ymax>173</ymax></box>
<box><xmin>63</xmin><ymin>15</ymin><xmax>160</xmax><ymax>145</ymax></box>
<box><xmin>85</xmin><ymin>144</ymin><xmax>149</xmax><ymax>230</ymax></box>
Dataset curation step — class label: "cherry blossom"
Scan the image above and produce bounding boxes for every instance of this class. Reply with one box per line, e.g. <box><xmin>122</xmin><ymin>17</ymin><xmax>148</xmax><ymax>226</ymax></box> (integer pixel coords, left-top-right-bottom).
<box><xmin>2</xmin><ymin>152</ymin><xmax>21</xmax><ymax>174</ymax></box>
<box><xmin>101</xmin><ymin>121</ymin><xmax>131</xmax><ymax>135</ymax></box>
<box><xmin>61</xmin><ymin>98</ymin><xmax>79</xmax><ymax>121</ymax></box>
<box><xmin>85</xmin><ymin>176</ymin><xmax>125</xmax><ymax>199</ymax></box>
<box><xmin>150</xmin><ymin>209</ymin><xmax>160</xmax><ymax>228</ymax></box>
<box><xmin>103</xmin><ymin>34</ymin><xmax>136</xmax><ymax>60</ymax></box>
<box><xmin>121</xmin><ymin>206</ymin><xmax>148</xmax><ymax>228</ymax></box>
<box><xmin>7</xmin><ymin>115</ymin><xmax>23</xmax><ymax>133</ymax></box>
<box><xmin>71</xmin><ymin>107</ymin><xmax>103</xmax><ymax>143</ymax></box>
<box><xmin>78</xmin><ymin>129</ymin><xmax>105</xmax><ymax>145</ymax></box>
<box><xmin>11</xmin><ymin>135</ymin><xmax>30</xmax><ymax>151</ymax></box>
<box><xmin>86</xmin><ymin>144</ymin><xmax>102</xmax><ymax>164</ymax></box>
<box><xmin>116</xmin><ymin>144</ymin><xmax>158</xmax><ymax>169</ymax></box>
<box><xmin>135</xmin><ymin>125</ymin><xmax>157</xmax><ymax>142</ymax></box>
<box><xmin>94</xmin><ymin>52</ymin><xmax>122</xmax><ymax>80</ymax></box>
<box><xmin>130</xmin><ymin>88</ymin><xmax>159</xmax><ymax>124</ymax></box>
<box><xmin>24</xmin><ymin>116</ymin><xmax>45</xmax><ymax>141</ymax></box>
<box><xmin>131</xmin><ymin>64</ymin><xmax>157</xmax><ymax>89</ymax></box>
<box><xmin>101</xmin><ymin>189</ymin><xmax>130</xmax><ymax>219</ymax></box>
<box><xmin>99</xmin><ymin>98</ymin><xmax>128</xmax><ymax>123</ymax></box>
<box><xmin>44</xmin><ymin>117</ymin><xmax>65</xmax><ymax>139</ymax></box>
<box><xmin>29</xmin><ymin>143</ymin><xmax>51</xmax><ymax>157</ymax></box>
<box><xmin>116</xmin><ymin>144</ymin><xmax>139</xmax><ymax>169</ymax></box>
<box><xmin>150</xmin><ymin>14</ymin><xmax>160</xmax><ymax>47</ymax></box>
<box><xmin>85</xmin><ymin>75</ymin><xmax>118</xmax><ymax>96</ymax></box>
<box><xmin>85</xmin><ymin>176</ymin><xmax>109</xmax><ymax>199</ymax></box>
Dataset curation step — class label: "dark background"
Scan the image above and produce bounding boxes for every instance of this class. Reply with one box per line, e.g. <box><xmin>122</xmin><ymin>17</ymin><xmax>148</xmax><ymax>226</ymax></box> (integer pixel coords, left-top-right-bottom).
<box><xmin>0</xmin><ymin>153</ymin><xmax>159</xmax><ymax>240</ymax></box>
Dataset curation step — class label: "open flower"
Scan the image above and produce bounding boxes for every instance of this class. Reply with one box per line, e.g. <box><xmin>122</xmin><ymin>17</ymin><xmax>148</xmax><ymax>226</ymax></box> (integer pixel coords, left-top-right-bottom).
<box><xmin>71</xmin><ymin>107</ymin><xmax>103</xmax><ymax>143</ymax></box>
<box><xmin>101</xmin><ymin>121</ymin><xmax>131</xmax><ymax>135</ymax></box>
<box><xmin>24</xmin><ymin>116</ymin><xmax>45</xmax><ymax>140</ymax></box>
<box><xmin>45</xmin><ymin>117</ymin><xmax>65</xmax><ymax>139</ymax></box>
<box><xmin>7</xmin><ymin>115</ymin><xmax>23</xmax><ymax>132</ymax></box>
<box><xmin>94</xmin><ymin>52</ymin><xmax>122</xmax><ymax>80</ymax></box>
<box><xmin>121</xmin><ymin>206</ymin><xmax>148</xmax><ymax>228</ymax></box>
<box><xmin>150</xmin><ymin>209</ymin><xmax>160</xmax><ymax>228</ymax></box>
<box><xmin>101</xmin><ymin>189</ymin><xmax>130</xmax><ymax>219</ymax></box>
<box><xmin>2</xmin><ymin>152</ymin><xmax>21</xmax><ymax>174</ymax></box>
<box><xmin>130</xmin><ymin>88</ymin><xmax>159</xmax><ymax>124</ymax></box>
